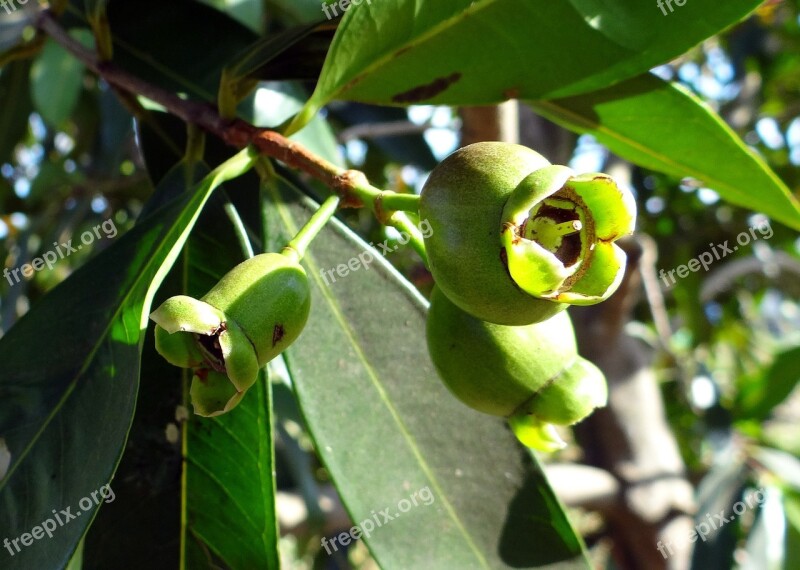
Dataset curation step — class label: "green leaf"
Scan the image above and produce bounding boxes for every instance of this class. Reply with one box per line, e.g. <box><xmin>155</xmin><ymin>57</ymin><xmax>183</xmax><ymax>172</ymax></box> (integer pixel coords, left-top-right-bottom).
<box><xmin>225</xmin><ymin>21</ymin><xmax>324</xmax><ymax>82</ymax></box>
<box><xmin>734</xmin><ymin>345</ymin><xmax>800</xmax><ymax>420</ymax></box>
<box><xmin>83</xmin><ymin>132</ymin><xmax>278</xmax><ymax>570</ymax></box>
<box><xmin>0</xmin><ymin>60</ymin><xmax>32</xmax><ymax>164</ymax></box>
<box><xmin>30</xmin><ymin>30</ymin><xmax>94</xmax><ymax>128</ymax></box>
<box><xmin>180</xmin><ymin>190</ymin><xmax>280</xmax><ymax>570</ymax></box>
<box><xmin>785</xmin><ymin>491</ymin><xmax>800</xmax><ymax>570</ymax></box>
<box><xmin>263</xmin><ymin>180</ymin><xmax>588</xmax><ymax>569</ymax></box>
<box><xmin>81</xmin><ymin>321</ymin><xmax>181</xmax><ymax>570</ymax></box>
<box><xmin>529</xmin><ymin>74</ymin><xmax>800</xmax><ymax>230</ymax></box>
<box><xmin>184</xmin><ymin>370</ymin><xmax>279</xmax><ymax>569</ymax></box>
<box><xmin>266</xmin><ymin>0</ymin><xmax>329</xmax><ymax>24</ymax></box>
<box><xmin>104</xmin><ymin>0</ymin><xmax>259</xmax><ymax>101</ymax></box>
<box><xmin>288</xmin><ymin>0</ymin><xmax>761</xmax><ymax>130</ymax></box>
<box><xmin>0</xmin><ymin>151</ymin><xmax>253</xmax><ymax>569</ymax></box>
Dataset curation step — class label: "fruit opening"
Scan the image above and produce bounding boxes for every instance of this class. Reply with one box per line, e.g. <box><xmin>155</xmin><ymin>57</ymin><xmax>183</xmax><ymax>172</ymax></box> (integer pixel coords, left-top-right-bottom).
<box><xmin>195</xmin><ymin>325</ymin><xmax>227</xmax><ymax>373</ymax></box>
<box><xmin>523</xmin><ymin>196</ymin><xmax>584</xmax><ymax>267</ymax></box>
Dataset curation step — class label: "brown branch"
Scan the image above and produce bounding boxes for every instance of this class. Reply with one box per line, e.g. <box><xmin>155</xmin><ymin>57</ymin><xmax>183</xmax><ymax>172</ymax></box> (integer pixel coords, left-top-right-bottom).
<box><xmin>572</xmin><ymin>239</ymin><xmax>696</xmax><ymax>570</ymax></box>
<box><xmin>35</xmin><ymin>9</ymin><xmax>364</xmax><ymax>206</ymax></box>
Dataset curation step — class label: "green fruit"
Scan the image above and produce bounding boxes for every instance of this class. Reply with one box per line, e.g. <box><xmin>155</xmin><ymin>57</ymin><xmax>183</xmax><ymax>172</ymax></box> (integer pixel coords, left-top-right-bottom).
<box><xmin>426</xmin><ymin>287</ymin><xmax>607</xmax><ymax>451</ymax></box>
<box><xmin>151</xmin><ymin>252</ymin><xmax>311</xmax><ymax>416</ymax></box>
<box><xmin>420</xmin><ymin>141</ymin><xmax>636</xmax><ymax>325</ymax></box>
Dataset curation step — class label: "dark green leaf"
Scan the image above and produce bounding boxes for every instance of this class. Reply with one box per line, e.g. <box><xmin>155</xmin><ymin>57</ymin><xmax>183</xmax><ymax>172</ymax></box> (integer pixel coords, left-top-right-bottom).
<box><xmin>181</xmin><ymin>192</ymin><xmax>280</xmax><ymax>570</ymax></box>
<box><xmin>30</xmin><ymin>31</ymin><xmax>93</xmax><ymax>128</ymax></box>
<box><xmin>529</xmin><ymin>74</ymin><xmax>800</xmax><ymax>230</ymax></box>
<box><xmin>734</xmin><ymin>345</ymin><xmax>800</xmax><ymax>420</ymax></box>
<box><xmin>0</xmin><ymin>60</ymin><xmax>32</xmax><ymax>164</ymax></box>
<box><xmin>227</xmin><ymin>21</ymin><xmax>327</xmax><ymax>82</ymax></box>
<box><xmin>267</xmin><ymin>0</ymin><xmax>330</xmax><ymax>24</ymax></box>
<box><xmin>104</xmin><ymin>0</ymin><xmax>258</xmax><ymax>101</ymax></box>
<box><xmin>263</xmin><ymin>180</ymin><xmax>588</xmax><ymax>569</ymax></box>
<box><xmin>82</xmin><ymin>322</ymin><xmax>182</xmax><ymax>570</ymax></box>
<box><xmin>785</xmin><ymin>491</ymin><xmax>800</xmax><ymax>570</ymax></box>
<box><xmin>137</xmin><ymin>114</ymin><xmax>279</xmax><ymax>568</ymax></box>
<box><xmin>0</xmin><ymin>151</ymin><xmax>252</xmax><ymax>569</ymax></box>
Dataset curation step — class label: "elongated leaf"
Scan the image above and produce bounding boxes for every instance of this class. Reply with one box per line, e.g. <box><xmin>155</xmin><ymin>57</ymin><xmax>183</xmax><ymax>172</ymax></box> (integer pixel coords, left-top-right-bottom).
<box><xmin>267</xmin><ymin>0</ymin><xmax>329</xmax><ymax>24</ymax></box>
<box><xmin>184</xmin><ymin>369</ymin><xmax>279</xmax><ymax>569</ymax></box>
<box><xmin>0</xmin><ymin>151</ymin><xmax>252</xmax><ymax>569</ymax></box>
<box><xmin>82</xmin><ymin>321</ymin><xmax>182</xmax><ymax>570</ymax></box>
<box><xmin>0</xmin><ymin>60</ymin><xmax>32</xmax><ymax>164</ymax></box>
<box><xmin>30</xmin><ymin>31</ymin><xmax>94</xmax><ymax>128</ymax></box>
<box><xmin>288</xmin><ymin>0</ymin><xmax>760</xmax><ymax>130</ymax></box>
<box><xmin>104</xmin><ymin>0</ymin><xmax>258</xmax><ymax>101</ymax></box>
<box><xmin>529</xmin><ymin>74</ymin><xmax>800</xmax><ymax>230</ymax></box>
<box><xmin>83</xmin><ymin>140</ymin><xmax>279</xmax><ymax>568</ymax></box>
<box><xmin>136</xmin><ymin>117</ymin><xmax>279</xmax><ymax>568</ymax></box>
<box><xmin>264</xmin><ymin>180</ymin><xmax>588</xmax><ymax>569</ymax></box>
<box><xmin>785</xmin><ymin>491</ymin><xmax>800</xmax><ymax>570</ymax></box>
<box><xmin>181</xmin><ymin>192</ymin><xmax>280</xmax><ymax>570</ymax></box>
<box><xmin>734</xmin><ymin>346</ymin><xmax>800</xmax><ymax>420</ymax></box>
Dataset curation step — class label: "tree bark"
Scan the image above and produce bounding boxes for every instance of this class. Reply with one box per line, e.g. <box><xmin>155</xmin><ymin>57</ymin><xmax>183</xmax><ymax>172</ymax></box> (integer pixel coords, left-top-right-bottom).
<box><xmin>573</xmin><ymin>238</ymin><xmax>696</xmax><ymax>570</ymax></box>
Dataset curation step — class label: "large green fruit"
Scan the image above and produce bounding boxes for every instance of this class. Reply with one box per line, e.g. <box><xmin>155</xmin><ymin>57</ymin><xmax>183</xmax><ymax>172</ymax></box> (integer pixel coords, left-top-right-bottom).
<box><xmin>420</xmin><ymin>141</ymin><xmax>636</xmax><ymax>326</ymax></box>
<box><xmin>151</xmin><ymin>252</ymin><xmax>311</xmax><ymax>416</ymax></box>
<box><xmin>427</xmin><ymin>287</ymin><xmax>607</xmax><ymax>451</ymax></box>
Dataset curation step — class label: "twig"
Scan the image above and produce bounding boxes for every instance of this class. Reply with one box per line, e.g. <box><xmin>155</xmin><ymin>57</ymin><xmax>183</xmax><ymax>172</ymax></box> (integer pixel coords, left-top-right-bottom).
<box><xmin>35</xmin><ymin>10</ymin><xmax>420</xmax><ymax>221</ymax></box>
<box><xmin>637</xmin><ymin>234</ymin><xmax>673</xmax><ymax>351</ymax></box>
<box><xmin>337</xmin><ymin>120</ymin><xmax>433</xmax><ymax>143</ymax></box>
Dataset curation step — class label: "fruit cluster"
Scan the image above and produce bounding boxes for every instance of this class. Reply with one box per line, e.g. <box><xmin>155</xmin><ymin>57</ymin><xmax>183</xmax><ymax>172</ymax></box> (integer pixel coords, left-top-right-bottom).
<box><xmin>420</xmin><ymin>142</ymin><xmax>636</xmax><ymax>450</ymax></box>
<box><xmin>149</xmin><ymin>142</ymin><xmax>635</xmax><ymax>446</ymax></box>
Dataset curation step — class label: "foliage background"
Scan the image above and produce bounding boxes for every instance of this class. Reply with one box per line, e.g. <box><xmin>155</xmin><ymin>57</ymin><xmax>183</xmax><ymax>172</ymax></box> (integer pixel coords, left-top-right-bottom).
<box><xmin>0</xmin><ymin>0</ymin><xmax>798</xmax><ymax>569</ymax></box>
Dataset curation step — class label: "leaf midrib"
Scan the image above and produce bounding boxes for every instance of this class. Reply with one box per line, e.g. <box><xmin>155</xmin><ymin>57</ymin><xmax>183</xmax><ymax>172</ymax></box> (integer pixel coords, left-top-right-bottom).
<box><xmin>269</xmin><ymin>186</ymin><xmax>491</xmax><ymax>568</ymax></box>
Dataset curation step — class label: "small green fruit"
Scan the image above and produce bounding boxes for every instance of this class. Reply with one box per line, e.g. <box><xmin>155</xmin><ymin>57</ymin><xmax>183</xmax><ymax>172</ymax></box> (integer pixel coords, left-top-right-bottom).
<box><xmin>426</xmin><ymin>287</ymin><xmax>607</xmax><ymax>451</ymax></box>
<box><xmin>150</xmin><ymin>252</ymin><xmax>311</xmax><ymax>416</ymax></box>
<box><xmin>420</xmin><ymin>142</ymin><xmax>636</xmax><ymax>325</ymax></box>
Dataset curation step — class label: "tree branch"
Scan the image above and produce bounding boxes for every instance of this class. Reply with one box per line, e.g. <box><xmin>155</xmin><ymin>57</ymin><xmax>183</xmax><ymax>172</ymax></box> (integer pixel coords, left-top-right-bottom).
<box><xmin>35</xmin><ymin>9</ymin><xmax>420</xmax><ymax>221</ymax></box>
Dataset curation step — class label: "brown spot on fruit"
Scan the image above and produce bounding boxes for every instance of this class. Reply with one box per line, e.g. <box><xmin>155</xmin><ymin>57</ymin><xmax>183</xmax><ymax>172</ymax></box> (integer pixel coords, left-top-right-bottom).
<box><xmin>195</xmin><ymin>368</ymin><xmax>209</xmax><ymax>384</ymax></box>
<box><xmin>392</xmin><ymin>72</ymin><xmax>462</xmax><ymax>103</ymax></box>
<box><xmin>273</xmin><ymin>324</ymin><xmax>285</xmax><ymax>347</ymax></box>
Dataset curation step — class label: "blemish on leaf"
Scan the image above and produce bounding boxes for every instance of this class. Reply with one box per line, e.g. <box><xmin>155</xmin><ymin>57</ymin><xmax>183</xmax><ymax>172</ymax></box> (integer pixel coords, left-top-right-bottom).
<box><xmin>393</xmin><ymin>46</ymin><xmax>412</xmax><ymax>58</ymax></box>
<box><xmin>273</xmin><ymin>324</ymin><xmax>285</xmax><ymax>347</ymax></box>
<box><xmin>392</xmin><ymin>72</ymin><xmax>462</xmax><ymax>103</ymax></box>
